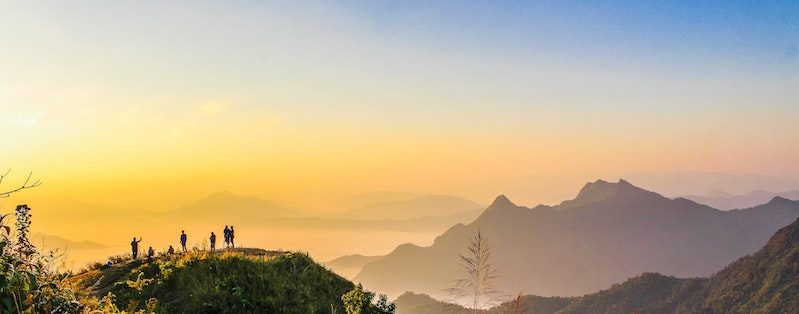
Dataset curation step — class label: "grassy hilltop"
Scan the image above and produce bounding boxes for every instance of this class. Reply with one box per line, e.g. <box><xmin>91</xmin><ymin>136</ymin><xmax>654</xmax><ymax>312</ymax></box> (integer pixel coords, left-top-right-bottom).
<box><xmin>67</xmin><ymin>248</ymin><xmax>357</xmax><ymax>313</ymax></box>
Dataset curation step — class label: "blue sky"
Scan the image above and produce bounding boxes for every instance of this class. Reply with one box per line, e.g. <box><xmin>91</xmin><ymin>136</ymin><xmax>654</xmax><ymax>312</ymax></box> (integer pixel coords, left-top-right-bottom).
<box><xmin>0</xmin><ymin>1</ymin><xmax>797</xmax><ymax>209</ymax></box>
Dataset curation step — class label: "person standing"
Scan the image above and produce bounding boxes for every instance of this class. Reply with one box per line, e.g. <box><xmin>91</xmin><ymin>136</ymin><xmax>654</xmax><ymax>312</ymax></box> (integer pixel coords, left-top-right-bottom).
<box><xmin>180</xmin><ymin>230</ymin><xmax>188</xmax><ymax>253</ymax></box>
<box><xmin>223</xmin><ymin>226</ymin><xmax>230</xmax><ymax>248</ymax></box>
<box><xmin>130</xmin><ymin>237</ymin><xmax>142</xmax><ymax>259</ymax></box>
<box><xmin>147</xmin><ymin>246</ymin><xmax>155</xmax><ymax>262</ymax></box>
<box><xmin>210</xmin><ymin>232</ymin><xmax>217</xmax><ymax>252</ymax></box>
<box><xmin>229</xmin><ymin>226</ymin><xmax>235</xmax><ymax>248</ymax></box>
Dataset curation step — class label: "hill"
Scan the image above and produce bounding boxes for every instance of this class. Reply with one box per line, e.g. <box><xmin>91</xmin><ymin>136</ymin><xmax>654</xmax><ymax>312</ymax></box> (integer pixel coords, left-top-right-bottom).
<box><xmin>67</xmin><ymin>248</ymin><xmax>357</xmax><ymax>313</ymax></box>
<box><xmin>684</xmin><ymin>189</ymin><xmax>799</xmax><ymax>210</ymax></box>
<box><xmin>396</xmin><ymin>216</ymin><xmax>799</xmax><ymax>313</ymax></box>
<box><xmin>30</xmin><ymin>232</ymin><xmax>105</xmax><ymax>250</ymax></box>
<box><xmin>326</xmin><ymin>254</ymin><xmax>384</xmax><ymax>279</ymax></box>
<box><xmin>334</xmin><ymin>195</ymin><xmax>483</xmax><ymax>220</ymax></box>
<box><xmin>168</xmin><ymin>191</ymin><xmax>296</xmax><ymax>219</ymax></box>
<box><xmin>356</xmin><ymin>179</ymin><xmax>799</xmax><ymax>297</ymax></box>
<box><xmin>330</xmin><ymin>191</ymin><xmax>419</xmax><ymax>210</ymax></box>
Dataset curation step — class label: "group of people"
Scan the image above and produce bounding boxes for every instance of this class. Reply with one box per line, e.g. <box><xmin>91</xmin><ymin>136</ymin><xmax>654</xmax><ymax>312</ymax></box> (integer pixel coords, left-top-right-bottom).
<box><xmin>129</xmin><ymin>225</ymin><xmax>237</xmax><ymax>261</ymax></box>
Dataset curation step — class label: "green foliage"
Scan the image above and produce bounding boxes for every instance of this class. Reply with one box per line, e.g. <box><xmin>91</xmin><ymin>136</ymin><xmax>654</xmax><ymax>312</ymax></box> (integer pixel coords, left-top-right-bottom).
<box><xmin>0</xmin><ymin>205</ymin><xmax>83</xmax><ymax>313</ymax></box>
<box><xmin>73</xmin><ymin>251</ymin><xmax>368</xmax><ymax>313</ymax></box>
<box><xmin>342</xmin><ymin>283</ymin><xmax>395</xmax><ymax>314</ymax></box>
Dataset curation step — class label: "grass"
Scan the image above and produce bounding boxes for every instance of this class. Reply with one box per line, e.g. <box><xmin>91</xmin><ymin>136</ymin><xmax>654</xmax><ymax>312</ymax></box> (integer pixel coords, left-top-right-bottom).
<box><xmin>67</xmin><ymin>248</ymin><xmax>356</xmax><ymax>313</ymax></box>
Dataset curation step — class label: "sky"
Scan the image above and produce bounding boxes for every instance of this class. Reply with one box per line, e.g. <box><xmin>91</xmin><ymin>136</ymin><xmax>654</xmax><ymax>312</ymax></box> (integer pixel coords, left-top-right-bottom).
<box><xmin>1</xmin><ymin>1</ymin><xmax>798</xmax><ymax>214</ymax></box>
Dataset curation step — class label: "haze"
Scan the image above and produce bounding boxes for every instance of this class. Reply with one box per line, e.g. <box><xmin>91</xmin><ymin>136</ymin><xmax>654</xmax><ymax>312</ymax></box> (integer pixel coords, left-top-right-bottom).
<box><xmin>1</xmin><ymin>1</ymin><xmax>797</xmax><ymax>269</ymax></box>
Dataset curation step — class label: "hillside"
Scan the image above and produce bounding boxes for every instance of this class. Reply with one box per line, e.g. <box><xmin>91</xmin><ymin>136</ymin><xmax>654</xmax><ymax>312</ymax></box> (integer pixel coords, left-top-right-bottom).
<box><xmin>326</xmin><ymin>254</ymin><xmax>384</xmax><ymax>279</ymax></box>
<box><xmin>397</xmin><ymin>216</ymin><xmax>799</xmax><ymax>313</ymax></box>
<box><xmin>356</xmin><ymin>179</ymin><xmax>799</xmax><ymax>297</ymax></box>
<box><xmin>330</xmin><ymin>191</ymin><xmax>419</xmax><ymax>210</ymax></box>
<box><xmin>684</xmin><ymin>189</ymin><xmax>799</xmax><ymax>210</ymax></box>
<box><xmin>67</xmin><ymin>248</ymin><xmax>356</xmax><ymax>313</ymax></box>
<box><xmin>334</xmin><ymin>195</ymin><xmax>483</xmax><ymax>220</ymax></box>
<box><xmin>168</xmin><ymin>191</ymin><xmax>296</xmax><ymax>219</ymax></box>
<box><xmin>31</xmin><ymin>232</ymin><xmax>105</xmax><ymax>250</ymax></box>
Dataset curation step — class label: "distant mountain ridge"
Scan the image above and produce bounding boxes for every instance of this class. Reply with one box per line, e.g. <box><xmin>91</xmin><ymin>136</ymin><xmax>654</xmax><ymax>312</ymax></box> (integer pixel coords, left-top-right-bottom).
<box><xmin>684</xmin><ymin>189</ymin><xmax>799</xmax><ymax>210</ymax></box>
<box><xmin>356</xmin><ymin>179</ymin><xmax>799</xmax><ymax>298</ymax></box>
<box><xmin>395</xmin><ymin>215</ymin><xmax>799</xmax><ymax>313</ymax></box>
<box><xmin>30</xmin><ymin>232</ymin><xmax>105</xmax><ymax>250</ymax></box>
<box><xmin>326</xmin><ymin>254</ymin><xmax>384</xmax><ymax>279</ymax></box>
<box><xmin>333</xmin><ymin>195</ymin><xmax>483</xmax><ymax>220</ymax></box>
<box><xmin>168</xmin><ymin>191</ymin><xmax>296</xmax><ymax>218</ymax></box>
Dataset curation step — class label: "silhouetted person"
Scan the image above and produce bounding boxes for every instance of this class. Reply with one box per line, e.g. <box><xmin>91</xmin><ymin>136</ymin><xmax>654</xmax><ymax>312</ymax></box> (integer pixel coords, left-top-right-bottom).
<box><xmin>223</xmin><ymin>226</ymin><xmax>230</xmax><ymax>248</ymax></box>
<box><xmin>229</xmin><ymin>226</ymin><xmax>235</xmax><ymax>248</ymax></box>
<box><xmin>180</xmin><ymin>230</ymin><xmax>188</xmax><ymax>253</ymax></box>
<box><xmin>167</xmin><ymin>245</ymin><xmax>175</xmax><ymax>255</ymax></box>
<box><xmin>147</xmin><ymin>246</ymin><xmax>155</xmax><ymax>262</ymax></box>
<box><xmin>210</xmin><ymin>232</ymin><xmax>216</xmax><ymax>252</ymax></box>
<box><xmin>130</xmin><ymin>237</ymin><xmax>142</xmax><ymax>259</ymax></box>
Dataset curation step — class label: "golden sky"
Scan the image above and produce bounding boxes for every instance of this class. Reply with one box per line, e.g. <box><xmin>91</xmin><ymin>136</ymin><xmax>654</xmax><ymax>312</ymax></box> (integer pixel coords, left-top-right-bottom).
<box><xmin>1</xmin><ymin>1</ymin><xmax>797</xmax><ymax>214</ymax></box>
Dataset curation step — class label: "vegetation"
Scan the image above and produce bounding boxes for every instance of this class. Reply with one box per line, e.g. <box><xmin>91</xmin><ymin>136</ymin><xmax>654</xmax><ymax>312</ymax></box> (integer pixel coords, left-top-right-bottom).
<box><xmin>398</xmin><ymin>217</ymin><xmax>799</xmax><ymax>314</ymax></box>
<box><xmin>0</xmin><ymin>204</ymin><xmax>83</xmax><ymax>313</ymax></box>
<box><xmin>445</xmin><ymin>230</ymin><xmax>501</xmax><ymax>311</ymax></box>
<box><xmin>0</xmin><ymin>170</ymin><xmax>394</xmax><ymax>313</ymax></box>
<box><xmin>341</xmin><ymin>283</ymin><xmax>395</xmax><ymax>314</ymax></box>
<box><xmin>68</xmin><ymin>250</ymin><xmax>375</xmax><ymax>313</ymax></box>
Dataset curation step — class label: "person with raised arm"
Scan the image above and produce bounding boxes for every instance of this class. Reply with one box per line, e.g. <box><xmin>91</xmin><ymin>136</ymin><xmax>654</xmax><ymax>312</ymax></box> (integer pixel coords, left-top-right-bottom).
<box><xmin>130</xmin><ymin>237</ymin><xmax>142</xmax><ymax>259</ymax></box>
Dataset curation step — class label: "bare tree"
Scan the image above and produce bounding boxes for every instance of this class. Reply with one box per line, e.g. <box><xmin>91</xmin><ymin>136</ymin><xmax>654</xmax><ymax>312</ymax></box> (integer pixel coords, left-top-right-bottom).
<box><xmin>504</xmin><ymin>293</ymin><xmax>526</xmax><ymax>314</ymax></box>
<box><xmin>446</xmin><ymin>230</ymin><xmax>501</xmax><ymax>312</ymax></box>
<box><xmin>0</xmin><ymin>169</ymin><xmax>42</xmax><ymax>198</ymax></box>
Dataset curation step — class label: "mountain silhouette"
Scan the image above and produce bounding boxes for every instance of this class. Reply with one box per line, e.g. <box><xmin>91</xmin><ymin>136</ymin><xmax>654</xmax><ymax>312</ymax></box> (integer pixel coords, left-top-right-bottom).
<box><xmin>333</xmin><ymin>195</ymin><xmax>483</xmax><ymax>220</ymax></box>
<box><xmin>325</xmin><ymin>254</ymin><xmax>384</xmax><ymax>279</ymax></box>
<box><xmin>394</xmin><ymin>210</ymin><xmax>799</xmax><ymax>313</ymax></box>
<box><xmin>30</xmin><ymin>232</ymin><xmax>105</xmax><ymax>250</ymax></box>
<box><xmin>684</xmin><ymin>189</ymin><xmax>799</xmax><ymax>210</ymax></box>
<box><xmin>168</xmin><ymin>191</ymin><xmax>295</xmax><ymax>219</ymax></box>
<box><xmin>355</xmin><ymin>179</ymin><xmax>799</xmax><ymax>298</ymax></box>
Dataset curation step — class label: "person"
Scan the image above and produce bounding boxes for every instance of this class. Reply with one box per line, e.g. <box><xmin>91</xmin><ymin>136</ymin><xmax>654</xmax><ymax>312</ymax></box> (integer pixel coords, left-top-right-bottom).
<box><xmin>147</xmin><ymin>246</ymin><xmax>155</xmax><ymax>262</ymax></box>
<box><xmin>210</xmin><ymin>232</ymin><xmax>217</xmax><ymax>252</ymax></box>
<box><xmin>229</xmin><ymin>226</ymin><xmax>235</xmax><ymax>248</ymax></box>
<box><xmin>130</xmin><ymin>237</ymin><xmax>142</xmax><ymax>259</ymax></box>
<box><xmin>180</xmin><ymin>230</ymin><xmax>188</xmax><ymax>253</ymax></box>
<box><xmin>223</xmin><ymin>226</ymin><xmax>230</xmax><ymax>248</ymax></box>
<box><xmin>167</xmin><ymin>245</ymin><xmax>175</xmax><ymax>255</ymax></box>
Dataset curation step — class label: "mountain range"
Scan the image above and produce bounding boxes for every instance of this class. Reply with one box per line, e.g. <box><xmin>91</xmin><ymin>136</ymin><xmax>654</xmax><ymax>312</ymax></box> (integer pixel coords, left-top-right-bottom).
<box><xmin>356</xmin><ymin>179</ymin><xmax>799</xmax><ymax>298</ymax></box>
<box><xmin>325</xmin><ymin>254</ymin><xmax>384</xmax><ymax>279</ymax></box>
<box><xmin>395</xmin><ymin>214</ymin><xmax>799</xmax><ymax>313</ymax></box>
<box><xmin>30</xmin><ymin>232</ymin><xmax>105</xmax><ymax>250</ymax></box>
<box><xmin>332</xmin><ymin>195</ymin><xmax>483</xmax><ymax>220</ymax></box>
<box><xmin>684</xmin><ymin>189</ymin><xmax>799</xmax><ymax>210</ymax></box>
<box><xmin>168</xmin><ymin>191</ymin><xmax>297</xmax><ymax>219</ymax></box>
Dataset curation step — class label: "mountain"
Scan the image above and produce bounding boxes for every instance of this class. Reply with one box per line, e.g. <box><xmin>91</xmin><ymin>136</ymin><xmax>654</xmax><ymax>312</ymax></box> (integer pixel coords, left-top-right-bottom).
<box><xmin>397</xmin><ymin>215</ymin><xmax>799</xmax><ymax>313</ymax></box>
<box><xmin>624</xmin><ymin>170</ymin><xmax>799</xmax><ymax>196</ymax></box>
<box><xmin>67</xmin><ymin>249</ymin><xmax>367</xmax><ymax>313</ymax></box>
<box><xmin>330</xmin><ymin>191</ymin><xmax>419</xmax><ymax>210</ymax></box>
<box><xmin>30</xmin><ymin>232</ymin><xmax>105</xmax><ymax>250</ymax></box>
<box><xmin>684</xmin><ymin>189</ymin><xmax>799</xmax><ymax>210</ymax></box>
<box><xmin>234</xmin><ymin>210</ymin><xmax>481</xmax><ymax>232</ymax></box>
<box><xmin>326</xmin><ymin>254</ymin><xmax>384</xmax><ymax>279</ymax></box>
<box><xmin>168</xmin><ymin>191</ymin><xmax>295</xmax><ymax>219</ymax></box>
<box><xmin>356</xmin><ymin>179</ymin><xmax>799</xmax><ymax>298</ymax></box>
<box><xmin>394</xmin><ymin>291</ymin><xmax>573</xmax><ymax>314</ymax></box>
<box><xmin>334</xmin><ymin>195</ymin><xmax>483</xmax><ymax>220</ymax></box>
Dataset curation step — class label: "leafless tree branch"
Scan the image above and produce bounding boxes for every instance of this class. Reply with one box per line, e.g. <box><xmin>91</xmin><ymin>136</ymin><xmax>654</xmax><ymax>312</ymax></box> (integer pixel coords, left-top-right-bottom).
<box><xmin>0</xmin><ymin>170</ymin><xmax>42</xmax><ymax>198</ymax></box>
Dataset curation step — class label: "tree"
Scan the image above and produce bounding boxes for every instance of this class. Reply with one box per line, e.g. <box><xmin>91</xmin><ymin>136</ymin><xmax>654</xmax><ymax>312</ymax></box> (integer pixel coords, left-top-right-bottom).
<box><xmin>446</xmin><ymin>230</ymin><xmax>501</xmax><ymax>311</ymax></box>
<box><xmin>505</xmin><ymin>293</ymin><xmax>526</xmax><ymax>314</ymax></box>
<box><xmin>0</xmin><ymin>169</ymin><xmax>42</xmax><ymax>198</ymax></box>
<box><xmin>342</xmin><ymin>283</ymin><xmax>395</xmax><ymax>314</ymax></box>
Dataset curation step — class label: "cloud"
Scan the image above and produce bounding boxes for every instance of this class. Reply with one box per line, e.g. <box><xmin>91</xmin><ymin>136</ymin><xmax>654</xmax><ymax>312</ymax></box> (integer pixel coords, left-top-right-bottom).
<box><xmin>200</xmin><ymin>102</ymin><xmax>226</xmax><ymax>114</ymax></box>
<box><xmin>2</xmin><ymin>112</ymin><xmax>42</xmax><ymax>127</ymax></box>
